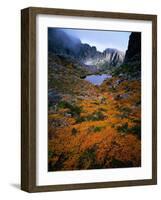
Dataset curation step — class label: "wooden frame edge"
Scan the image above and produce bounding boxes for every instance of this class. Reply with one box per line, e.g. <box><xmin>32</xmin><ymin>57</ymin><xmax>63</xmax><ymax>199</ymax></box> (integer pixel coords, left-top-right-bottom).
<box><xmin>21</xmin><ymin>8</ymin><xmax>30</xmax><ymax>192</ymax></box>
<box><xmin>152</xmin><ymin>15</ymin><xmax>157</xmax><ymax>185</ymax></box>
<box><xmin>27</xmin><ymin>179</ymin><xmax>155</xmax><ymax>193</ymax></box>
<box><xmin>21</xmin><ymin>7</ymin><xmax>37</xmax><ymax>192</ymax></box>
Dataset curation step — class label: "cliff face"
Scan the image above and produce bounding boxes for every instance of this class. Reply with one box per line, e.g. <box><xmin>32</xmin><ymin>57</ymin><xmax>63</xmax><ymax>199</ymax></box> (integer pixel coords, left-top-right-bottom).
<box><xmin>112</xmin><ymin>32</ymin><xmax>141</xmax><ymax>79</ymax></box>
<box><xmin>124</xmin><ymin>32</ymin><xmax>141</xmax><ymax>68</ymax></box>
<box><xmin>103</xmin><ymin>48</ymin><xmax>125</xmax><ymax>67</ymax></box>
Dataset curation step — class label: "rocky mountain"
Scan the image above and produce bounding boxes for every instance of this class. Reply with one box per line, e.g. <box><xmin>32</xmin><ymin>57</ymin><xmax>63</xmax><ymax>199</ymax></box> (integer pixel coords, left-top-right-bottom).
<box><xmin>112</xmin><ymin>32</ymin><xmax>141</xmax><ymax>79</ymax></box>
<box><xmin>48</xmin><ymin>28</ymin><xmax>125</xmax><ymax>70</ymax></box>
<box><xmin>124</xmin><ymin>32</ymin><xmax>141</xmax><ymax>67</ymax></box>
<box><xmin>83</xmin><ymin>48</ymin><xmax>125</xmax><ymax>67</ymax></box>
<box><xmin>123</xmin><ymin>32</ymin><xmax>141</xmax><ymax>79</ymax></box>
<box><xmin>103</xmin><ymin>48</ymin><xmax>125</xmax><ymax>66</ymax></box>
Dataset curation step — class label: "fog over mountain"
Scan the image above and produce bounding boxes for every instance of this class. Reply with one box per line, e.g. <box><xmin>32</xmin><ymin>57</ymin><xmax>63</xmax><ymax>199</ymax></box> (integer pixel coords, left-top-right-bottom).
<box><xmin>48</xmin><ymin>29</ymin><xmax>125</xmax><ymax>69</ymax></box>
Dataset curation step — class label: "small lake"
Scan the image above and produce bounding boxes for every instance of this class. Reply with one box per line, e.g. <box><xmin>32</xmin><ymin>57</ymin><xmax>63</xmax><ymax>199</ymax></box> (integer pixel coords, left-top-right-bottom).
<box><xmin>85</xmin><ymin>74</ymin><xmax>112</xmax><ymax>85</ymax></box>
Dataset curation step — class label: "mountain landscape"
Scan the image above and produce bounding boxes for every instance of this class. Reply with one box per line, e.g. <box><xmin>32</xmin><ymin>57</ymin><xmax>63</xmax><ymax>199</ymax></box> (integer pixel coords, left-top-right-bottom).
<box><xmin>48</xmin><ymin>29</ymin><xmax>125</xmax><ymax>74</ymax></box>
<box><xmin>48</xmin><ymin>29</ymin><xmax>141</xmax><ymax>171</ymax></box>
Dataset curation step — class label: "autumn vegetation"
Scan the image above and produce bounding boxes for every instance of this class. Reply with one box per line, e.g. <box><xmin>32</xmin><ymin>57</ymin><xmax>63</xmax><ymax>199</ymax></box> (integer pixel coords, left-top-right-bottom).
<box><xmin>48</xmin><ymin>54</ymin><xmax>141</xmax><ymax>171</ymax></box>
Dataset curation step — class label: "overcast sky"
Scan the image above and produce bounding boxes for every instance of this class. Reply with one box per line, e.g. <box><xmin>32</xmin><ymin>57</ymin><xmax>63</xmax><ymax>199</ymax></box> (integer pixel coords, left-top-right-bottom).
<box><xmin>62</xmin><ymin>28</ymin><xmax>131</xmax><ymax>52</ymax></box>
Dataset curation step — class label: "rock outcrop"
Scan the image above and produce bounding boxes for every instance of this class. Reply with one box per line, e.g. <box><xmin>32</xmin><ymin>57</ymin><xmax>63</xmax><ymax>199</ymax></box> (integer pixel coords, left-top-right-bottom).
<box><xmin>112</xmin><ymin>32</ymin><xmax>141</xmax><ymax>79</ymax></box>
<box><xmin>124</xmin><ymin>32</ymin><xmax>141</xmax><ymax>67</ymax></box>
<box><xmin>103</xmin><ymin>48</ymin><xmax>125</xmax><ymax>67</ymax></box>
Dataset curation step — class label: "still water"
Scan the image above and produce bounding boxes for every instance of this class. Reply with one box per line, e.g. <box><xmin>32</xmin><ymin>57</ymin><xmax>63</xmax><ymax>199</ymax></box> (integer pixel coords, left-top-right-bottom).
<box><xmin>85</xmin><ymin>74</ymin><xmax>112</xmax><ymax>85</ymax></box>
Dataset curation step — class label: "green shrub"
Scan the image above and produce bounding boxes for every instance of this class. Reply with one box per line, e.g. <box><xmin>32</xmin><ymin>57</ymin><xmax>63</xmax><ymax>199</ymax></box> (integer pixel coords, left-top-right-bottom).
<box><xmin>57</xmin><ymin>101</ymin><xmax>70</xmax><ymax>109</ymax></box>
<box><xmin>88</xmin><ymin>111</ymin><xmax>105</xmax><ymax>121</ymax></box>
<box><xmin>75</xmin><ymin>116</ymin><xmax>86</xmax><ymax>123</ymax></box>
<box><xmin>48</xmin><ymin>153</ymin><xmax>68</xmax><ymax>171</ymax></box>
<box><xmin>93</xmin><ymin>126</ymin><xmax>103</xmax><ymax>132</ymax></box>
<box><xmin>117</xmin><ymin>122</ymin><xmax>129</xmax><ymax>133</ymax></box>
<box><xmin>70</xmin><ymin>105</ymin><xmax>82</xmax><ymax>117</ymax></box>
<box><xmin>88</xmin><ymin>125</ymin><xmax>105</xmax><ymax>133</ymax></box>
<box><xmin>117</xmin><ymin>123</ymin><xmax>141</xmax><ymax>139</ymax></box>
<box><xmin>48</xmin><ymin>151</ymin><xmax>54</xmax><ymax>158</ymax></box>
<box><xmin>57</xmin><ymin>101</ymin><xmax>82</xmax><ymax>117</ymax></box>
<box><xmin>118</xmin><ymin>106</ymin><xmax>132</xmax><ymax>113</ymax></box>
<box><xmin>77</xmin><ymin>146</ymin><xmax>97</xmax><ymax>169</ymax></box>
<box><xmin>91</xmin><ymin>126</ymin><xmax>104</xmax><ymax>132</ymax></box>
<box><xmin>75</xmin><ymin>111</ymin><xmax>105</xmax><ymax>124</ymax></box>
<box><xmin>128</xmin><ymin>125</ymin><xmax>141</xmax><ymax>139</ymax></box>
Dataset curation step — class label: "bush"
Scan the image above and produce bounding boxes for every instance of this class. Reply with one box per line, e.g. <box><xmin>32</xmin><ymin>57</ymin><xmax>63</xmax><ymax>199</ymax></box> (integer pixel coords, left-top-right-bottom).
<box><xmin>88</xmin><ymin>111</ymin><xmax>105</xmax><ymax>121</ymax></box>
<box><xmin>117</xmin><ymin>122</ymin><xmax>129</xmax><ymax>133</ymax></box>
<box><xmin>93</xmin><ymin>126</ymin><xmax>102</xmax><ymax>132</ymax></box>
<box><xmin>116</xmin><ymin>106</ymin><xmax>132</xmax><ymax>119</ymax></box>
<box><xmin>48</xmin><ymin>151</ymin><xmax>54</xmax><ymax>159</ymax></box>
<box><xmin>117</xmin><ymin>123</ymin><xmax>141</xmax><ymax>139</ymax></box>
<box><xmin>75</xmin><ymin>111</ymin><xmax>105</xmax><ymax>124</ymax></box>
<box><xmin>118</xmin><ymin>107</ymin><xmax>131</xmax><ymax>117</ymax></box>
<box><xmin>89</xmin><ymin>126</ymin><xmax>103</xmax><ymax>132</ymax></box>
<box><xmin>119</xmin><ymin>106</ymin><xmax>132</xmax><ymax>113</ymax></box>
<box><xmin>75</xmin><ymin>116</ymin><xmax>86</xmax><ymax>123</ymax></box>
<box><xmin>48</xmin><ymin>153</ymin><xmax>68</xmax><ymax>171</ymax></box>
<box><xmin>77</xmin><ymin>146</ymin><xmax>97</xmax><ymax>169</ymax></box>
<box><xmin>71</xmin><ymin>128</ymin><xmax>77</xmax><ymax>136</ymax></box>
<box><xmin>57</xmin><ymin>101</ymin><xmax>69</xmax><ymax>109</ymax></box>
<box><xmin>128</xmin><ymin>125</ymin><xmax>141</xmax><ymax>139</ymax></box>
<box><xmin>57</xmin><ymin>101</ymin><xmax>82</xmax><ymax>117</ymax></box>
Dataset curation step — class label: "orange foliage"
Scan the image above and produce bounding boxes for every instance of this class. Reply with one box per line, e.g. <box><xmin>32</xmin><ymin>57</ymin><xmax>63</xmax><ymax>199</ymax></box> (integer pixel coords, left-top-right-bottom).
<box><xmin>48</xmin><ymin>78</ymin><xmax>141</xmax><ymax>171</ymax></box>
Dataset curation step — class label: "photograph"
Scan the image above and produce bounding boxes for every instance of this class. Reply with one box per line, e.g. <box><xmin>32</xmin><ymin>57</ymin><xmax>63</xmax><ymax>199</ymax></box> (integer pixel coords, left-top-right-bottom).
<box><xmin>48</xmin><ymin>28</ymin><xmax>141</xmax><ymax>171</ymax></box>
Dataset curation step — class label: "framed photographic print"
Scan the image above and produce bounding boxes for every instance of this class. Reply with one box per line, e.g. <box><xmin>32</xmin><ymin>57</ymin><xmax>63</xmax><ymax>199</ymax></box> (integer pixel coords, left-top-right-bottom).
<box><xmin>21</xmin><ymin>7</ymin><xmax>157</xmax><ymax>192</ymax></box>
